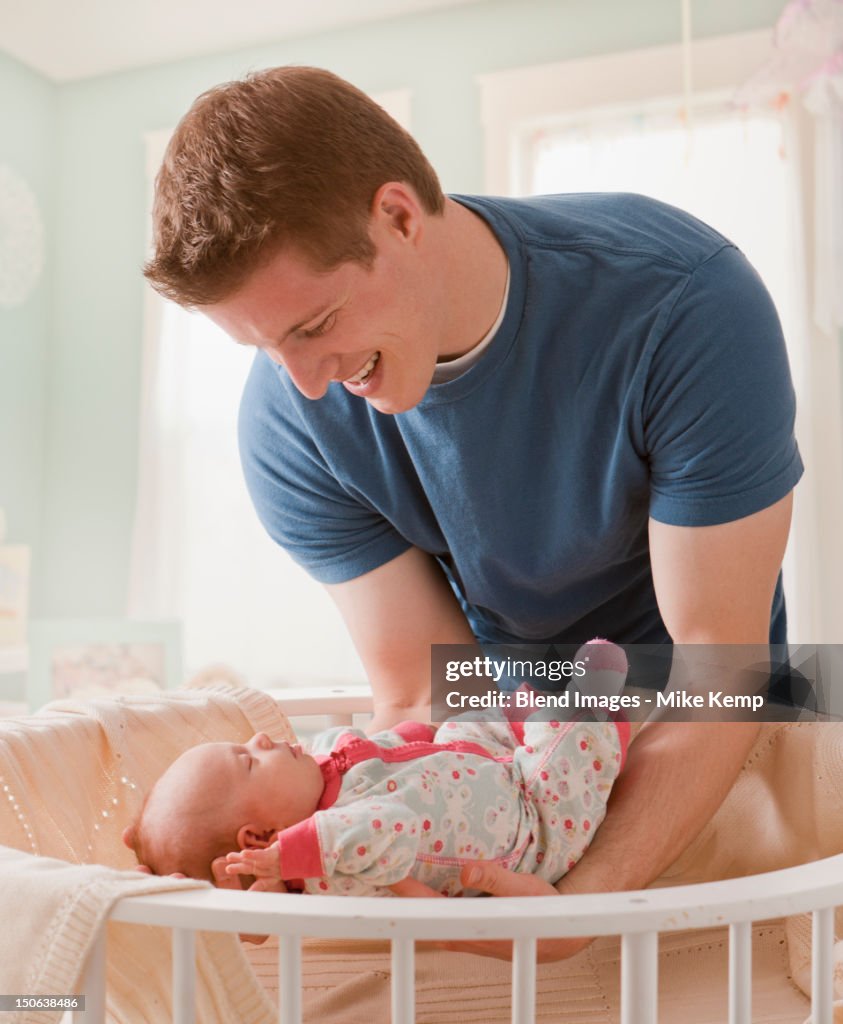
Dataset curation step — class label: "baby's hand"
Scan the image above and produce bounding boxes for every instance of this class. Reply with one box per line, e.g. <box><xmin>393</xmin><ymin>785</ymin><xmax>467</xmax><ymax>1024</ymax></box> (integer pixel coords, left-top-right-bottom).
<box><xmin>225</xmin><ymin>842</ymin><xmax>281</xmax><ymax>881</ymax></box>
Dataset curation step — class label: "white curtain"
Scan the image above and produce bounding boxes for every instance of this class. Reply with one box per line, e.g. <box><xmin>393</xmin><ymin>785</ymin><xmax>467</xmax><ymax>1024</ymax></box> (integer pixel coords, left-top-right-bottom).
<box><xmin>129</xmin><ymin>300</ymin><xmax>364</xmax><ymax>687</ymax></box>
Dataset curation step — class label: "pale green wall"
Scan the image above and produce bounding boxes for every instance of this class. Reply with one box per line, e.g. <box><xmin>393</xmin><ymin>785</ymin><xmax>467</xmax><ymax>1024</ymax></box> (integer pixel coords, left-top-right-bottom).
<box><xmin>8</xmin><ymin>0</ymin><xmax>788</xmax><ymax>616</ymax></box>
<box><xmin>0</xmin><ymin>52</ymin><xmax>55</xmax><ymax>595</ymax></box>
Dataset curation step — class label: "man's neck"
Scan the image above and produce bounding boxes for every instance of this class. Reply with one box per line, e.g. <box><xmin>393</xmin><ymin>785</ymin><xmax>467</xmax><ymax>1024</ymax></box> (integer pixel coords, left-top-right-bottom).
<box><xmin>433</xmin><ymin>198</ymin><xmax>509</xmax><ymax>362</ymax></box>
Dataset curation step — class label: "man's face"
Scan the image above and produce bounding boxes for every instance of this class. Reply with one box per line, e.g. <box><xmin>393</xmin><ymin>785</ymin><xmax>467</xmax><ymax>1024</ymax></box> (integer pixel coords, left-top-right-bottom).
<box><xmin>204</xmin><ymin>214</ymin><xmax>445</xmax><ymax>415</ymax></box>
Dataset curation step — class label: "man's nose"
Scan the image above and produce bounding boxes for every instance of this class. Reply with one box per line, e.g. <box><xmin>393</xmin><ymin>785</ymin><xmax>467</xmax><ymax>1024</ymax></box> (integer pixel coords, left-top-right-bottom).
<box><xmin>270</xmin><ymin>347</ymin><xmax>335</xmax><ymax>400</ymax></box>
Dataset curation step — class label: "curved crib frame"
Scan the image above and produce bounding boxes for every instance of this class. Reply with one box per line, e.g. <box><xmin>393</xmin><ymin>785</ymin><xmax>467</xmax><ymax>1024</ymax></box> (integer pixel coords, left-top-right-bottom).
<box><xmin>74</xmin><ymin>687</ymin><xmax>843</xmax><ymax>1024</ymax></box>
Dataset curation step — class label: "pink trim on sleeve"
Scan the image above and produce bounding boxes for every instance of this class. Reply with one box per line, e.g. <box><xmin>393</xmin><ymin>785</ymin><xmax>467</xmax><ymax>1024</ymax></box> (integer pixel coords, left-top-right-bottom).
<box><xmin>277</xmin><ymin>817</ymin><xmax>324</xmax><ymax>879</ymax></box>
<box><xmin>391</xmin><ymin>721</ymin><xmax>437</xmax><ymax>743</ymax></box>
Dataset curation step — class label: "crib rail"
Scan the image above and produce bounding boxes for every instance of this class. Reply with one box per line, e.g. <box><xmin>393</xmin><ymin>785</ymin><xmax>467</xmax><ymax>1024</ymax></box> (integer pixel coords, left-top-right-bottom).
<box><xmin>79</xmin><ymin>853</ymin><xmax>843</xmax><ymax>1024</ymax></box>
<box><xmin>71</xmin><ymin>690</ymin><xmax>843</xmax><ymax>1023</ymax></box>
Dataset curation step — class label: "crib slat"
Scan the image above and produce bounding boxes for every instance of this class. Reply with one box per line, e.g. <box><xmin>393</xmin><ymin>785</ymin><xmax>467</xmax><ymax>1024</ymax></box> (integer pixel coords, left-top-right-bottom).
<box><xmin>75</xmin><ymin>927</ymin><xmax>106</xmax><ymax>1023</ymax></box>
<box><xmin>728</xmin><ymin>921</ymin><xmax>752</xmax><ymax>1024</ymax></box>
<box><xmin>812</xmin><ymin>907</ymin><xmax>835</xmax><ymax>1024</ymax></box>
<box><xmin>391</xmin><ymin>938</ymin><xmax>415</xmax><ymax>1024</ymax></box>
<box><xmin>511</xmin><ymin>938</ymin><xmax>537</xmax><ymax>1024</ymax></box>
<box><xmin>172</xmin><ymin>928</ymin><xmax>195</xmax><ymax>1024</ymax></box>
<box><xmin>621</xmin><ymin>931</ymin><xmax>658</xmax><ymax>1024</ymax></box>
<box><xmin>279</xmin><ymin>936</ymin><xmax>302</xmax><ymax>1024</ymax></box>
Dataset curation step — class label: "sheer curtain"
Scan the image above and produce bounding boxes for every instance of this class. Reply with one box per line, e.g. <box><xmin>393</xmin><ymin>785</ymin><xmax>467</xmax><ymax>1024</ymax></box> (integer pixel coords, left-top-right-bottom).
<box><xmin>130</xmin><ymin>91</ymin><xmax>410</xmax><ymax>687</ymax></box>
<box><xmin>129</xmin><ymin>300</ymin><xmax>361</xmax><ymax>688</ymax></box>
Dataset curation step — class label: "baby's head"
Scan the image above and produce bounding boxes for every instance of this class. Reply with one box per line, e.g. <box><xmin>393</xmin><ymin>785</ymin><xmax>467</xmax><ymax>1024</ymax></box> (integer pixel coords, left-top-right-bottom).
<box><xmin>123</xmin><ymin>733</ymin><xmax>324</xmax><ymax>880</ymax></box>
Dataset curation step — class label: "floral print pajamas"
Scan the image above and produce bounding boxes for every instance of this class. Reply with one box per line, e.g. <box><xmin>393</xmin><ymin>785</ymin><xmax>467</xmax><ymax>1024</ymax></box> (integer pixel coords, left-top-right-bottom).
<box><xmin>274</xmin><ymin>713</ymin><xmax>630</xmax><ymax>897</ymax></box>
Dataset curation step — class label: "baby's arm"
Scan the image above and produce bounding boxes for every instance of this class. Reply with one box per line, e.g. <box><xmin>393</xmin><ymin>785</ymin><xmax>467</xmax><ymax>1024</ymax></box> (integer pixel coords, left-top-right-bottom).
<box><xmin>226</xmin><ymin>797</ymin><xmax>423</xmax><ymax>888</ymax></box>
<box><xmin>315</xmin><ymin>797</ymin><xmax>422</xmax><ymax>886</ymax></box>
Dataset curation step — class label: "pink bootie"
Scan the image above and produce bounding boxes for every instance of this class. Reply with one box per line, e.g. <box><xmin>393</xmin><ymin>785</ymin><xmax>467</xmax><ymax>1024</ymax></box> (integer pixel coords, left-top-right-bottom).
<box><xmin>571</xmin><ymin>638</ymin><xmax>629</xmax><ymax>698</ymax></box>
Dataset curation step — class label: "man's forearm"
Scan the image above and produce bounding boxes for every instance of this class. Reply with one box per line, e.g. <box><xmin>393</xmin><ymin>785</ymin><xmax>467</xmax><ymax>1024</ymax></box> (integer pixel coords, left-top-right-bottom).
<box><xmin>556</xmin><ymin>720</ymin><xmax>760</xmax><ymax>896</ymax></box>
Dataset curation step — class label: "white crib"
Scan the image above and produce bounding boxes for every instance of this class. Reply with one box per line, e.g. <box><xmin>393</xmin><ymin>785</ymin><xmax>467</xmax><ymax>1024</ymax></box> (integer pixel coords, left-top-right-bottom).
<box><xmin>71</xmin><ymin>688</ymin><xmax>843</xmax><ymax>1024</ymax></box>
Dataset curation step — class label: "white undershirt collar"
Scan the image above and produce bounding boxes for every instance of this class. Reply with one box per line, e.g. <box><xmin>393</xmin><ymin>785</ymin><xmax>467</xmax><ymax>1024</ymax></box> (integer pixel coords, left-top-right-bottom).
<box><xmin>431</xmin><ymin>262</ymin><xmax>511</xmax><ymax>385</ymax></box>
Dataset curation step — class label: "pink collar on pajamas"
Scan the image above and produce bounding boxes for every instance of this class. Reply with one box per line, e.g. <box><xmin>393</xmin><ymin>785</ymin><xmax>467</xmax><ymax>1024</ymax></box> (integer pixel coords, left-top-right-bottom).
<box><xmin>314</xmin><ymin>721</ymin><xmax>500</xmax><ymax>811</ymax></box>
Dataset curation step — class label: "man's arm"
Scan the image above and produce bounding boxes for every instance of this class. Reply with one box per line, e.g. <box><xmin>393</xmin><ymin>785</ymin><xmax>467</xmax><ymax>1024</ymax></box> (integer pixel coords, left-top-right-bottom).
<box><xmin>557</xmin><ymin>492</ymin><xmax>793</xmax><ymax>898</ymax></box>
<box><xmin>326</xmin><ymin>546</ymin><xmax>477</xmax><ymax>732</ymax></box>
<box><xmin>396</xmin><ymin>494</ymin><xmax>794</xmax><ymax>961</ymax></box>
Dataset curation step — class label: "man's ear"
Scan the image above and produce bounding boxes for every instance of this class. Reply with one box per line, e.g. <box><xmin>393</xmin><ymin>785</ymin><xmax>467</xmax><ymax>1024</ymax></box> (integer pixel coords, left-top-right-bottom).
<box><xmin>121</xmin><ymin>825</ymin><xmax>136</xmax><ymax>850</ymax></box>
<box><xmin>371</xmin><ymin>181</ymin><xmax>422</xmax><ymax>243</ymax></box>
<box><xmin>237</xmin><ymin>824</ymin><xmax>278</xmax><ymax>850</ymax></box>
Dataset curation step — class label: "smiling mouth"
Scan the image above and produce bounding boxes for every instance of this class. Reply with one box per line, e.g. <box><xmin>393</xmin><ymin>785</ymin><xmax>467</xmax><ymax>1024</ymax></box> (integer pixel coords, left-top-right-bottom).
<box><xmin>343</xmin><ymin>352</ymin><xmax>380</xmax><ymax>386</ymax></box>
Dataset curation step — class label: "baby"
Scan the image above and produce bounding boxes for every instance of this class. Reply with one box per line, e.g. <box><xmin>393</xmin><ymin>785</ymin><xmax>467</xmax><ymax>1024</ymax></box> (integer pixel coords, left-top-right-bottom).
<box><xmin>124</xmin><ymin>641</ymin><xmax>637</xmax><ymax>896</ymax></box>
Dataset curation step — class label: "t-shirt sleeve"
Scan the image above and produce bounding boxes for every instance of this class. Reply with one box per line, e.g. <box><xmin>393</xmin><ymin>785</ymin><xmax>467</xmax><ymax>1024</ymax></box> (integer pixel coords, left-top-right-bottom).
<box><xmin>644</xmin><ymin>244</ymin><xmax>803</xmax><ymax>527</ymax></box>
<box><xmin>238</xmin><ymin>355</ymin><xmax>412</xmax><ymax>583</ymax></box>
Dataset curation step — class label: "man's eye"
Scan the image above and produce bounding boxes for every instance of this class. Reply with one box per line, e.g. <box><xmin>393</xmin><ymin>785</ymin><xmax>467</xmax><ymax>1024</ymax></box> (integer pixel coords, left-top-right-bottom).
<box><xmin>301</xmin><ymin>312</ymin><xmax>336</xmax><ymax>339</ymax></box>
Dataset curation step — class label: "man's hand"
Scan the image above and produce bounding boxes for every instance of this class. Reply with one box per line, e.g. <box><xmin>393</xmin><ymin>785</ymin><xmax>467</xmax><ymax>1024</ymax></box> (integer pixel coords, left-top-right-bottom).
<box><xmin>389</xmin><ymin>863</ymin><xmax>591</xmax><ymax>963</ymax></box>
<box><xmin>131</xmin><ymin>849</ymin><xmax>285</xmax><ymax>944</ymax></box>
<box><xmin>210</xmin><ymin>855</ymin><xmax>287</xmax><ymax>945</ymax></box>
<box><xmin>133</xmin><ymin>863</ymin><xmax>188</xmax><ymax>879</ymax></box>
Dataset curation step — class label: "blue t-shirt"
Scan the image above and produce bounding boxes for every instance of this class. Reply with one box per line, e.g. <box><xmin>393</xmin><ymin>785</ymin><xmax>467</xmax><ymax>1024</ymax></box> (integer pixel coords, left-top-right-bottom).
<box><xmin>239</xmin><ymin>193</ymin><xmax>803</xmax><ymax>646</ymax></box>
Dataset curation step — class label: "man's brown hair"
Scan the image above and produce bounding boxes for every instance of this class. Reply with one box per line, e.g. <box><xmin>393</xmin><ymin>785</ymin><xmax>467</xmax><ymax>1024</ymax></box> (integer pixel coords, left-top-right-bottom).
<box><xmin>143</xmin><ymin>66</ymin><xmax>445</xmax><ymax>307</ymax></box>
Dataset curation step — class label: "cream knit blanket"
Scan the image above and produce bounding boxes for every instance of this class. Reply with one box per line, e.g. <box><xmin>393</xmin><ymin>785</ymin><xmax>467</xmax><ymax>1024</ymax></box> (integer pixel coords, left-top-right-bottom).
<box><xmin>0</xmin><ymin>680</ymin><xmax>296</xmax><ymax>1024</ymax></box>
<box><xmin>1</xmin><ymin>684</ymin><xmax>841</xmax><ymax>1024</ymax></box>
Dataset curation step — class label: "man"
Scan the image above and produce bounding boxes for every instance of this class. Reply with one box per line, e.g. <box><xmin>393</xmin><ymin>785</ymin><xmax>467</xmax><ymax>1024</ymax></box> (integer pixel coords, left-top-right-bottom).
<box><xmin>143</xmin><ymin>66</ymin><xmax>802</xmax><ymax>959</ymax></box>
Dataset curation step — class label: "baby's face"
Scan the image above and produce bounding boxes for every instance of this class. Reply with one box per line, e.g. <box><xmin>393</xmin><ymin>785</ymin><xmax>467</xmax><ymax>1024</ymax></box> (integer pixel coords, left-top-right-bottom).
<box><xmin>175</xmin><ymin>733</ymin><xmax>325</xmax><ymax>838</ymax></box>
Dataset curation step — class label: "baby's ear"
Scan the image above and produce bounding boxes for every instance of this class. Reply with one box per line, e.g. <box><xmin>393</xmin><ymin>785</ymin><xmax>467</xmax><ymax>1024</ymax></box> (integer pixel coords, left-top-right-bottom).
<box><xmin>237</xmin><ymin>825</ymin><xmax>278</xmax><ymax>850</ymax></box>
<box><xmin>121</xmin><ymin>825</ymin><xmax>137</xmax><ymax>850</ymax></box>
